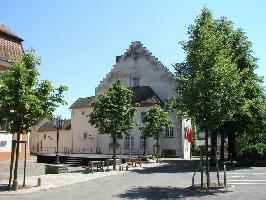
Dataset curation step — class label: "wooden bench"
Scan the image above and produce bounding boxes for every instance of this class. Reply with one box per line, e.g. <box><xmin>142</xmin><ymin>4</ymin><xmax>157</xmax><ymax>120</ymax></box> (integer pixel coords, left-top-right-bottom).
<box><xmin>86</xmin><ymin>161</ymin><xmax>105</xmax><ymax>173</ymax></box>
<box><xmin>45</xmin><ymin>164</ymin><xmax>68</xmax><ymax>174</ymax></box>
<box><xmin>106</xmin><ymin>159</ymin><xmax>123</xmax><ymax>170</ymax></box>
<box><xmin>130</xmin><ymin>157</ymin><xmax>141</xmax><ymax>167</ymax></box>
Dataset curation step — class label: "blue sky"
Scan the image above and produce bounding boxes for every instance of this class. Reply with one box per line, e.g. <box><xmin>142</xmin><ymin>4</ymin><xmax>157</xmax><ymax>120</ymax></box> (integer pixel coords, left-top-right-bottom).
<box><xmin>1</xmin><ymin>0</ymin><xmax>266</xmax><ymax>118</ymax></box>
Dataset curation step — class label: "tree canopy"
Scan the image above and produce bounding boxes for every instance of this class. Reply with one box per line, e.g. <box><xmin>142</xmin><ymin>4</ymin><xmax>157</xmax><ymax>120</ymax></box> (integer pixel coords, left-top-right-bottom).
<box><xmin>140</xmin><ymin>105</ymin><xmax>172</xmax><ymax>140</ymax></box>
<box><xmin>89</xmin><ymin>80</ymin><xmax>136</xmax><ymax>139</ymax></box>
<box><xmin>0</xmin><ymin>49</ymin><xmax>68</xmax><ymax>134</ymax></box>
<box><xmin>173</xmin><ymin>7</ymin><xmax>242</xmax><ymax>131</ymax></box>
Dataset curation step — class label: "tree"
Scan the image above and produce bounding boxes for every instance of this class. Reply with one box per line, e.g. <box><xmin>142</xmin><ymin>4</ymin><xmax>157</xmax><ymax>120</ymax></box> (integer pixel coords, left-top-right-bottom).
<box><xmin>172</xmin><ymin>8</ymin><xmax>242</xmax><ymax>187</ymax></box>
<box><xmin>140</xmin><ymin>105</ymin><xmax>172</xmax><ymax>163</ymax></box>
<box><xmin>0</xmin><ymin>49</ymin><xmax>68</xmax><ymax>189</ymax></box>
<box><xmin>89</xmin><ymin>80</ymin><xmax>136</xmax><ymax>170</ymax></box>
<box><xmin>214</xmin><ymin>18</ymin><xmax>266</xmax><ymax>161</ymax></box>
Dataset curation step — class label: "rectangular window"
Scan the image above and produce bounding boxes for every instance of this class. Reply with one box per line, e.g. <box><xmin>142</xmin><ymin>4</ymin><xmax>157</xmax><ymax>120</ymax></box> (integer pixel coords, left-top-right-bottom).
<box><xmin>0</xmin><ymin>118</ymin><xmax>7</xmax><ymax>132</ymax></box>
<box><xmin>140</xmin><ymin>112</ymin><xmax>146</xmax><ymax>123</ymax></box>
<box><xmin>140</xmin><ymin>136</ymin><xmax>147</xmax><ymax>149</ymax></box>
<box><xmin>124</xmin><ymin>136</ymin><xmax>133</xmax><ymax>149</ymax></box>
<box><xmin>165</xmin><ymin>127</ymin><xmax>174</xmax><ymax>138</ymax></box>
<box><xmin>133</xmin><ymin>78</ymin><xmax>140</xmax><ymax>87</ymax></box>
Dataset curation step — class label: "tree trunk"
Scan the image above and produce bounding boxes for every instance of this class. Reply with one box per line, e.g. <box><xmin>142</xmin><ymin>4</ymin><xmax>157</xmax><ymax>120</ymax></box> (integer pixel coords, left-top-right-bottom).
<box><xmin>220</xmin><ymin>131</ymin><xmax>225</xmax><ymax>162</ymax></box>
<box><xmin>112</xmin><ymin>137</ymin><xmax>117</xmax><ymax>170</ymax></box>
<box><xmin>8</xmin><ymin>140</ymin><xmax>16</xmax><ymax>189</ymax></box>
<box><xmin>210</xmin><ymin>130</ymin><xmax>217</xmax><ymax>166</ymax></box>
<box><xmin>13</xmin><ymin>133</ymin><xmax>21</xmax><ymax>187</ymax></box>
<box><xmin>205</xmin><ymin>128</ymin><xmax>210</xmax><ymax>188</ymax></box>
<box><xmin>232</xmin><ymin>132</ymin><xmax>237</xmax><ymax>160</ymax></box>
<box><xmin>228</xmin><ymin>133</ymin><xmax>233</xmax><ymax>161</ymax></box>
<box><xmin>156</xmin><ymin>138</ymin><xmax>159</xmax><ymax>163</ymax></box>
<box><xmin>143</xmin><ymin>137</ymin><xmax>146</xmax><ymax>156</ymax></box>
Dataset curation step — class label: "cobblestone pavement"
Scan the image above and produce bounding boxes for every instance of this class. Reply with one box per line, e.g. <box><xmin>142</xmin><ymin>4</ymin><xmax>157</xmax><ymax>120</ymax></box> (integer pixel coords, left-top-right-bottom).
<box><xmin>1</xmin><ymin>159</ymin><xmax>265</xmax><ymax>200</ymax></box>
<box><xmin>0</xmin><ymin>156</ymin><xmax>45</xmax><ymax>181</ymax></box>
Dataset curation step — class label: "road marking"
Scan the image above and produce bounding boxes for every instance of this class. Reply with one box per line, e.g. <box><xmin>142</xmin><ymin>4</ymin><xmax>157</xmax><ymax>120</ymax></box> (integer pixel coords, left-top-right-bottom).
<box><xmin>229</xmin><ymin>183</ymin><xmax>266</xmax><ymax>185</ymax></box>
<box><xmin>228</xmin><ymin>180</ymin><xmax>266</xmax><ymax>182</ymax></box>
<box><xmin>227</xmin><ymin>173</ymin><xmax>266</xmax><ymax>175</ymax></box>
<box><xmin>230</xmin><ymin>175</ymin><xmax>245</xmax><ymax>178</ymax></box>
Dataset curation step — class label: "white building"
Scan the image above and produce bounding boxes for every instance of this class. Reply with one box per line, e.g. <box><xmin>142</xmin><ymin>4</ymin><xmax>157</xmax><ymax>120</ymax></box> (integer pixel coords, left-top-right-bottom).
<box><xmin>30</xmin><ymin>41</ymin><xmax>191</xmax><ymax>159</ymax></box>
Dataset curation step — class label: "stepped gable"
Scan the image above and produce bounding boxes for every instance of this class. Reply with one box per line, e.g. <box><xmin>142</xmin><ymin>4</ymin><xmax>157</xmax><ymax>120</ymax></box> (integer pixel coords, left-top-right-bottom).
<box><xmin>69</xmin><ymin>96</ymin><xmax>95</xmax><ymax>109</ymax></box>
<box><xmin>97</xmin><ymin>41</ymin><xmax>174</xmax><ymax>89</ymax></box>
<box><xmin>0</xmin><ymin>24</ymin><xmax>24</xmax><ymax>71</ymax></box>
<box><xmin>37</xmin><ymin>119</ymin><xmax>71</xmax><ymax>132</ymax></box>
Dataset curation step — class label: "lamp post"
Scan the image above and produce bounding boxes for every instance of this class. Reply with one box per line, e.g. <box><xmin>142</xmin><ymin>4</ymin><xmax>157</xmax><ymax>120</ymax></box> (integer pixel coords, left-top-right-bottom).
<box><xmin>53</xmin><ymin>116</ymin><xmax>64</xmax><ymax>165</ymax></box>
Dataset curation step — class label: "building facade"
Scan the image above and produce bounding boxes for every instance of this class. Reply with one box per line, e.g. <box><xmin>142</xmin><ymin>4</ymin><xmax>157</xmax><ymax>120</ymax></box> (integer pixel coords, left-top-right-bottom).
<box><xmin>0</xmin><ymin>24</ymin><xmax>30</xmax><ymax>160</ymax></box>
<box><xmin>30</xmin><ymin>41</ymin><xmax>191</xmax><ymax>159</ymax></box>
<box><xmin>30</xmin><ymin>118</ymin><xmax>72</xmax><ymax>155</ymax></box>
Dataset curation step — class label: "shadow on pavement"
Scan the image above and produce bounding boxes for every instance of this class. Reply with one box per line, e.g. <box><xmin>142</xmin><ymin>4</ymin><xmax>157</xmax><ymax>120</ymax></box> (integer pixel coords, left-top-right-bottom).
<box><xmin>132</xmin><ymin>160</ymin><xmax>199</xmax><ymax>174</ymax></box>
<box><xmin>117</xmin><ymin>186</ymin><xmax>232</xmax><ymax>199</ymax></box>
<box><xmin>132</xmin><ymin>159</ymin><xmax>252</xmax><ymax>174</ymax></box>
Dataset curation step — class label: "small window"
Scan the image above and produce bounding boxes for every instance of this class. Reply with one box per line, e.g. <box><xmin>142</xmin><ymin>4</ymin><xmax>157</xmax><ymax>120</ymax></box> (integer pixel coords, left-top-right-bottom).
<box><xmin>165</xmin><ymin>127</ymin><xmax>174</xmax><ymax>138</ymax></box>
<box><xmin>133</xmin><ymin>78</ymin><xmax>140</xmax><ymax>87</ymax></box>
<box><xmin>140</xmin><ymin>112</ymin><xmax>146</xmax><ymax>123</ymax></box>
<box><xmin>0</xmin><ymin>118</ymin><xmax>7</xmax><ymax>132</ymax></box>
<box><xmin>83</xmin><ymin>132</ymin><xmax>88</xmax><ymax>140</ymax></box>
<box><xmin>140</xmin><ymin>136</ymin><xmax>147</xmax><ymax>149</ymax></box>
<box><xmin>164</xmin><ymin>99</ymin><xmax>170</xmax><ymax>111</ymax></box>
<box><xmin>124</xmin><ymin>136</ymin><xmax>133</xmax><ymax>149</ymax></box>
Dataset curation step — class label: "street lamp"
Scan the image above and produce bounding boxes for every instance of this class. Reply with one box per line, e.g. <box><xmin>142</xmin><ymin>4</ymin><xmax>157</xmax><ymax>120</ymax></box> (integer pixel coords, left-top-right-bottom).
<box><xmin>52</xmin><ymin>116</ymin><xmax>64</xmax><ymax>165</ymax></box>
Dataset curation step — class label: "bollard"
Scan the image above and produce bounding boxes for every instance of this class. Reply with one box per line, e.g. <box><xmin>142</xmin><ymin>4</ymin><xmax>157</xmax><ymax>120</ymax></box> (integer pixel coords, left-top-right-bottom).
<box><xmin>13</xmin><ymin>180</ymin><xmax>18</xmax><ymax>191</ymax></box>
<box><xmin>126</xmin><ymin>165</ymin><xmax>128</xmax><ymax>171</ymax></box>
<box><xmin>119</xmin><ymin>166</ymin><xmax>122</xmax><ymax>171</ymax></box>
<box><xmin>37</xmin><ymin>177</ymin><xmax>42</xmax><ymax>187</ymax></box>
<box><xmin>223</xmin><ymin>164</ymin><xmax>227</xmax><ymax>187</ymax></box>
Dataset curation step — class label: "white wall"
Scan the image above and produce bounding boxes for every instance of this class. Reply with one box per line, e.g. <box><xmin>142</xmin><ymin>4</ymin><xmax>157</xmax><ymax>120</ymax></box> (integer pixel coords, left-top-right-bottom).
<box><xmin>0</xmin><ymin>133</ymin><xmax>12</xmax><ymax>152</ymax></box>
<box><xmin>71</xmin><ymin>107</ymin><xmax>99</xmax><ymax>153</ymax></box>
<box><xmin>30</xmin><ymin>129</ymin><xmax>72</xmax><ymax>154</ymax></box>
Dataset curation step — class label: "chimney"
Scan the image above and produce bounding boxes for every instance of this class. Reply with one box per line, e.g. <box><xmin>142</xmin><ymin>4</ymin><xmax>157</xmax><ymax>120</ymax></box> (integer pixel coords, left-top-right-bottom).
<box><xmin>116</xmin><ymin>56</ymin><xmax>121</xmax><ymax>63</ymax></box>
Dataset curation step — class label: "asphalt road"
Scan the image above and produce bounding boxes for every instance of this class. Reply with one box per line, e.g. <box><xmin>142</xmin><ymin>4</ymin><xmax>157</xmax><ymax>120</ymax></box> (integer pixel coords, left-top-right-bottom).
<box><xmin>1</xmin><ymin>160</ymin><xmax>266</xmax><ymax>200</ymax></box>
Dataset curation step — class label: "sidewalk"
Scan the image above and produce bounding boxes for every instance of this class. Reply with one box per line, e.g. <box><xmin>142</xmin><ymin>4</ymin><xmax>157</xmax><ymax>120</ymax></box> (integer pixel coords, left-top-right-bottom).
<box><xmin>0</xmin><ymin>161</ymin><xmax>164</xmax><ymax>195</ymax></box>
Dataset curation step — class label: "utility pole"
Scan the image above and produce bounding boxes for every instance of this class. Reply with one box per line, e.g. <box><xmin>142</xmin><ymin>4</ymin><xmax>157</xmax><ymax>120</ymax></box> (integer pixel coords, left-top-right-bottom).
<box><xmin>129</xmin><ymin>73</ymin><xmax>132</xmax><ymax>160</ymax></box>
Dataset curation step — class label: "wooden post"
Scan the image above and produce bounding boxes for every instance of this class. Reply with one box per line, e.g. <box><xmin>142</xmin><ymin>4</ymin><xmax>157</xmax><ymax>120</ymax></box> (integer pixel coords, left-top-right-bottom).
<box><xmin>223</xmin><ymin>164</ymin><xmax>227</xmax><ymax>187</ymax></box>
<box><xmin>215</xmin><ymin>147</ymin><xmax>220</xmax><ymax>186</ymax></box>
<box><xmin>23</xmin><ymin>141</ymin><xmax>27</xmax><ymax>187</ymax></box>
<box><xmin>13</xmin><ymin>180</ymin><xmax>18</xmax><ymax>191</ymax></box>
<box><xmin>200</xmin><ymin>147</ymin><xmax>203</xmax><ymax>187</ymax></box>
<box><xmin>9</xmin><ymin>140</ymin><xmax>16</xmax><ymax>189</ymax></box>
<box><xmin>37</xmin><ymin>177</ymin><xmax>42</xmax><ymax>186</ymax></box>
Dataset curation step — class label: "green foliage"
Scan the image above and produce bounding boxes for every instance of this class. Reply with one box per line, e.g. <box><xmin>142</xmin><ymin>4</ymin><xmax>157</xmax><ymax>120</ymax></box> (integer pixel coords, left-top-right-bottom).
<box><xmin>140</xmin><ymin>105</ymin><xmax>172</xmax><ymax>140</ymax></box>
<box><xmin>173</xmin><ymin>7</ymin><xmax>242</xmax><ymax>131</ymax></box>
<box><xmin>217</xmin><ymin>17</ymin><xmax>266</xmax><ymax>135</ymax></box>
<box><xmin>89</xmin><ymin>80</ymin><xmax>136</xmax><ymax>140</ymax></box>
<box><xmin>0</xmin><ymin>49</ymin><xmax>68</xmax><ymax>134</ymax></box>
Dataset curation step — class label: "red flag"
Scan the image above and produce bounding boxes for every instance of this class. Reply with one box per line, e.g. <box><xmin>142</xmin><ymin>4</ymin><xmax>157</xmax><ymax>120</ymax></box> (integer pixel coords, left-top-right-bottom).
<box><xmin>187</xmin><ymin>128</ymin><xmax>193</xmax><ymax>143</ymax></box>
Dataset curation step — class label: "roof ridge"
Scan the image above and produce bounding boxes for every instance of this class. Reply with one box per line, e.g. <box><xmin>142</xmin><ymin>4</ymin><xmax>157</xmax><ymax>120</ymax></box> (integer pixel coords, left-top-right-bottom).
<box><xmin>0</xmin><ymin>24</ymin><xmax>23</xmax><ymax>41</ymax></box>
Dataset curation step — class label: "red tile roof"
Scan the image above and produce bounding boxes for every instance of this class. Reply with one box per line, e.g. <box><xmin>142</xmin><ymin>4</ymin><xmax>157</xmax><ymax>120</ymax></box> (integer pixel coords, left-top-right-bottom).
<box><xmin>0</xmin><ymin>24</ymin><xmax>24</xmax><ymax>69</ymax></box>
